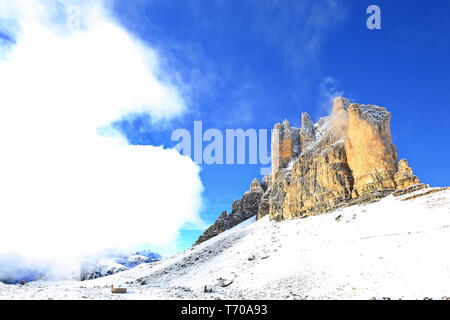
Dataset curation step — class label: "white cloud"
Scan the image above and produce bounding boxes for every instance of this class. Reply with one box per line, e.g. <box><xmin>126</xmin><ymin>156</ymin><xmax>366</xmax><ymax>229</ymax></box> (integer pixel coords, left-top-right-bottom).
<box><xmin>319</xmin><ymin>76</ymin><xmax>345</xmax><ymax>112</ymax></box>
<box><xmin>250</xmin><ymin>0</ymin><xmax>346</xmax><ymax>77</ymax></box>
<box><xmin>0</xmin><ymin>0</ymin><xmax>203</xmax><ymax>279</ymax></box>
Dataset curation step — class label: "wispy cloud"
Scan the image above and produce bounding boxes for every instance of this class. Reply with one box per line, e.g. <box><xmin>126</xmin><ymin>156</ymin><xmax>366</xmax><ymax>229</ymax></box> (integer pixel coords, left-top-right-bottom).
<box><xmin>250</xmin><ymin>0</ymin><xmax>346</xmax><ymax>78</ymax></box>
<box><xmin>114</xmin><ymin>0</ymin><xmax>348</xmax><ymax>127</ymax></box>
<box><xmin>318</xmin><ymin>76</ymin><xmax>345</xmax><ymax>113</ymax></box>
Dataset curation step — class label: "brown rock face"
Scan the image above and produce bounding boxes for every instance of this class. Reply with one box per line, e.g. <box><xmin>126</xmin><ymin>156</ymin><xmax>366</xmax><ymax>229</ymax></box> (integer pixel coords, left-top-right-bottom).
<box><xmin>330</xmin><ymin>97</ymin><xmax>349</xmax><ymax>135</ymax></box>
<box><xmin>196</xmin><ymin>97</ymin><xmax>424</xmax><ymax>244</ymax></box>
<box><xmin>267</xmin><ymin>98</ymin><xmax>421</xmax><ymax>221</ymax></box>
<box><xmin>195</xmin><ymin>179</ymin><xmax>265</xmax><ymax>245</ymax></box>
<box><xmin>394</xmin><ymin>159</ymin><xmax>420</xmax><ymax>190</ymax></box>
<box><xmin>272</xmin><ymin>119</ymin><xmax>300</xmax><ymax>175</ymax></box>
<box><xmin>256</xmin><ymin>175</ymin><xmax>272</xmax><ymax>220</ymax></box>
<box><xmin>194</xmin><ymin>211</ymin><xmax>228</xmax><ymax>245</ymax></box>
<box><xmin>269</xmin><ymin>117</ymin><xmax>354</xmax><ymax>220</ymax></box>
<box><xmin>256</xmin><ymin>188</ymin><xmax>271</xmax><ymax>220</ymax></box>
<box><xmin>299</xmin><ymin>112</ymin><xmax>316</xmax><ymax>149</ymax></box>
<box><xmin>345</xmin><ymin>103</ymin><xmax>399</xmax><ymax>198</ymax></box>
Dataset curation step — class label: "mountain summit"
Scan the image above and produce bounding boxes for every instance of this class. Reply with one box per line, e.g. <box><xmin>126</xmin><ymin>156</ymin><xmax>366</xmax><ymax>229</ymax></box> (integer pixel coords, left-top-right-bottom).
<box><xmin>196</xmin><ymin>97</ymin><xmax>432</xmax><ymax>244</ymax></box>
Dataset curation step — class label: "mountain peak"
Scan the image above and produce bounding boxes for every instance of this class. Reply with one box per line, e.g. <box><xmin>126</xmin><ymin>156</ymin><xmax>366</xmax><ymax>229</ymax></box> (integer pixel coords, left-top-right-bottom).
<box><xmin>196</xmin><ymin>98</ymin><xmax>430</xmax><ymax>243</ymax></box>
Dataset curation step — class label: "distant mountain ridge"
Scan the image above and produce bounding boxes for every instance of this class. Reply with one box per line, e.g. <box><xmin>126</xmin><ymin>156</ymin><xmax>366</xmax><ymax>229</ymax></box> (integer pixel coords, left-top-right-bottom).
<box><xmin>79</xmin><ymin>249</ymin><xmax>161</xmax><ymax>281</ymax></box>
<box><xmin>0</xmin><ymin>249</ymin><xmax>161</xmax><ymax>284</ymax></box>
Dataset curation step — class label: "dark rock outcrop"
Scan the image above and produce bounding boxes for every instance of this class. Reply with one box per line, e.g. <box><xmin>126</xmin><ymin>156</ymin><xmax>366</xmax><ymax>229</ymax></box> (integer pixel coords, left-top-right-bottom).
<box><xmin>195</xmin><ymin>179</ymin><xmax>265</xmax><ymax>245</ymax></box>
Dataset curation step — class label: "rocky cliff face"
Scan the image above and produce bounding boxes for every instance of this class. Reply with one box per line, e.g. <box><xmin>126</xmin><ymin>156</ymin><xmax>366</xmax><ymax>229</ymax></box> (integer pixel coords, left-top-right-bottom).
<box><xmin>394</xmin><ymin>159</ymin><xmax>421</xmax><ymax>190</ymax></box>
<box><xmin>195</xmin><ymin>179</ymin><xmax>266</xmax><ymax>245</ymax></box>
<box><xmin>195</xmin><ymin>97</ymin><xmax>424</xmax><ymax>244</ymax></box>
<box><xmin>345</xmin><ymin>103</ymin><xmax>399</xmax><ymax>199</ymax></box>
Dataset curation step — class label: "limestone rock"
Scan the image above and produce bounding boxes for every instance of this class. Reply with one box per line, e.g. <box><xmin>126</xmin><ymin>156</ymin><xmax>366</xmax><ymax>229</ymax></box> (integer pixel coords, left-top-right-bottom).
<box><xmin>332</xmin><ymin>97</ymin><xmax>350</xmax><ymax>114</ymax></box>
<box><xmin>196</xmin><ymin>97</ymin><xmax>427</xmax><ymax>242</ymax></box>
<box><xmin>250</xmin><ymin>178</ymin><xmax>263</xmax><ymax>191</ymax></box>
<box><xmin>300</xmin><ymin>112</ymin><xmax>316</xmax><ymax>150</ymax></box>
<box><xmin>230</xmin><ymin>182</ymin><xmax>264</xmax><ymax>225</ymax></box>
<box><xmin>256</xmin><ymin>187</ymin><xmax>271</xmax><ymax>220</ymax></box>
<box><xmin>194</xmin><ymin>179</ymin><xmax>265</xmax><ymax>245</ymax></box>
<box><xmin>194</xmin><ymin>211</ymin><xmax>228</xmax><ymax>245</ymax></box>
<box><xmin>345</xmin><ymin>103</ymin><xmax>398</xmax><ymax>199</ymax></box>
<box><xmin>330</xmin><ymin>97</ymin><xmax>349</xmax><ymax>135</ymax></box>
<box><xmin>394</xmin><ymin>159</ymin><xmax>420</xmax><ymax>190</ymax></box>
<box><xmin>269</xmin><ymin>128</ymin><xmax>354</xmax><ymax>220</ymax></box>
<box><xmin>268</xmin><ymin>98</ymin><xmax>421</xmax><ymax>221</ymax></box>
<box><xmin>256</xmin><ymin>176</ymin><xmax>272</xmax><ymax>220</ymax></box>
<box><xmin>272</xmin><ymin>120</ymin><xmax>298</xmax><ymax>175</ymax></box>
<box><xmin>271</xmin><ymin>123</ymin><xmax>282</xmax><ymax>175</ymax></box>
<box><xmin>261</xmin><ymin>175</ymin><xmax>271</xmax><ymax>189</ymax></box>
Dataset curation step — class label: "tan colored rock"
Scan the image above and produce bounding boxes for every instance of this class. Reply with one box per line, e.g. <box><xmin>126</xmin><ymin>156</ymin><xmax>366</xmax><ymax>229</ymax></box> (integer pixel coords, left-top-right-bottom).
<box><xmin>271</xmin><ymin>120</ymin><xmax>294</xmax><ymax>175</ymax></box>
<box><xmin>271</xmin><ymin>123</ymin><xmax>281</xmax><ymax>175</ymax></box>
<box><xmin>256</xmin><ymin>187</ymin><xmax>271</xmax><ymax>220</ymax></box>
<box><xmin>269</xmin><ymin>99</ymin><xmax>407</xmax><ymax>221</ymax></box>
<box><xmin>250</xmin><ymin>178</ymin><xmax>263</xmax><ymax>190</ymax></box>
<box><xmin>256</xmin><ymin>176</ymin><xmax>272</xmax><ymax>220</ymax></box>
<box><xmin>197</xmin><ymin>97</ymin><xmax>427</xmax><ymax>241</ymax></box>
<box><xmin>299</xmin><ymin>112</ymin><xmax>316</xmax><ymax>149</ymax></box>
<box><xmin>330</xmin><ymin>97</ymin><xmax>349</xmax><ymax>136</ymax></box>
<box><xmin>269</xmin><ymin>129</ymin><xmax>354</xmax><ymax>220</ymax></box>
<box><xmin>345</xmin><ymin>103</ymin><xmax>398</xmax><ymax>199</ymax></box>
<box><xmin>332</xmin><ymin>97</ymin><xmax>349</xmax><ymax>114</ymax></box>
<box><xmin>394</xmin><ymin>159</ymin><xmax>420</xmax><ymax>190</ymax></box>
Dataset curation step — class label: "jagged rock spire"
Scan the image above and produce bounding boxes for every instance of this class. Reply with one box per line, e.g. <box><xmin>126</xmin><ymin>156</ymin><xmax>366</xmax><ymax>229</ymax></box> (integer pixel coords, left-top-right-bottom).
<box><xmin>331</xmin><ymin>97</ymin><xmax>350</xmax><ymax>135</ymax></box>
<box><xmin>394</xmin><ymin>159</ymin><xmax>421</xmax><ymax>190</ymax></box>
<box><xmin>197</xmin><ymin>97</ymin><xmax>428</xmax><ymax>244</ymax></box>
<box><xmin>271</xmin><ymin>119</ymin><xmax>294</xmax><ymax>175</ymax></box>
<box><xmin>195</xmin><ymin>178</ymin><xmax>265</xmax><ymax>245</ymax></box>
<box><xmin>301</xmin><ymin>112</ymin><xmax>314</xmax><ymax>128</ymax></box>
<box><xmin>250</xmin><ymin>178</ymin><xmax>263</xmax><ymax>191</ymax></box>
<box><xmin>300</xmin><ymin>112</ymin><xmax>316</xmax><ymax>148</ymax></box>
<box><xmin>332</xmin><ymin>97</ymin><xmax>349</xmax><ymax>114</ymax></box>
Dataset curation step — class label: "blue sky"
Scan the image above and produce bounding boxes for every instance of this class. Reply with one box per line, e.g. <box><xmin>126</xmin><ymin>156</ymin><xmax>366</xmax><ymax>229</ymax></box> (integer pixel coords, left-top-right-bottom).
<box><xmin>108</xmin><ymin>0</ymin><xmax>450</xmax><ymax>250</ymax></box>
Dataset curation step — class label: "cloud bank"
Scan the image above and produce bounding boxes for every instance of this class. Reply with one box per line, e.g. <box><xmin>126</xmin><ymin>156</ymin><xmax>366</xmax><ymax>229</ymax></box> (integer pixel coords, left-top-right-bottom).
<box><xmin>0</xmin><ymin>0</ymin><xmax>203</xmax><ymax>279</ymax></box>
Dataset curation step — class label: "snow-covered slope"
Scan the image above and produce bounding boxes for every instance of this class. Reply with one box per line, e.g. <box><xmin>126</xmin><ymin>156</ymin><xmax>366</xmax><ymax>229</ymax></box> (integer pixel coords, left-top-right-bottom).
<box><xmin>1</xmin><ymin>188</ymin><xmax>449</xmax><ymax>300</ymax></box>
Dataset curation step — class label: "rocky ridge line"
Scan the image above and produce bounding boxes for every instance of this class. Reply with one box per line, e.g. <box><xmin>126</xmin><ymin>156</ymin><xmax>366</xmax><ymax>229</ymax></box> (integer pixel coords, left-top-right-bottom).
<box><xmin>195</xmin><ymin>97</ymin><xmax>426</xmax><ymax>245</ymax></box>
